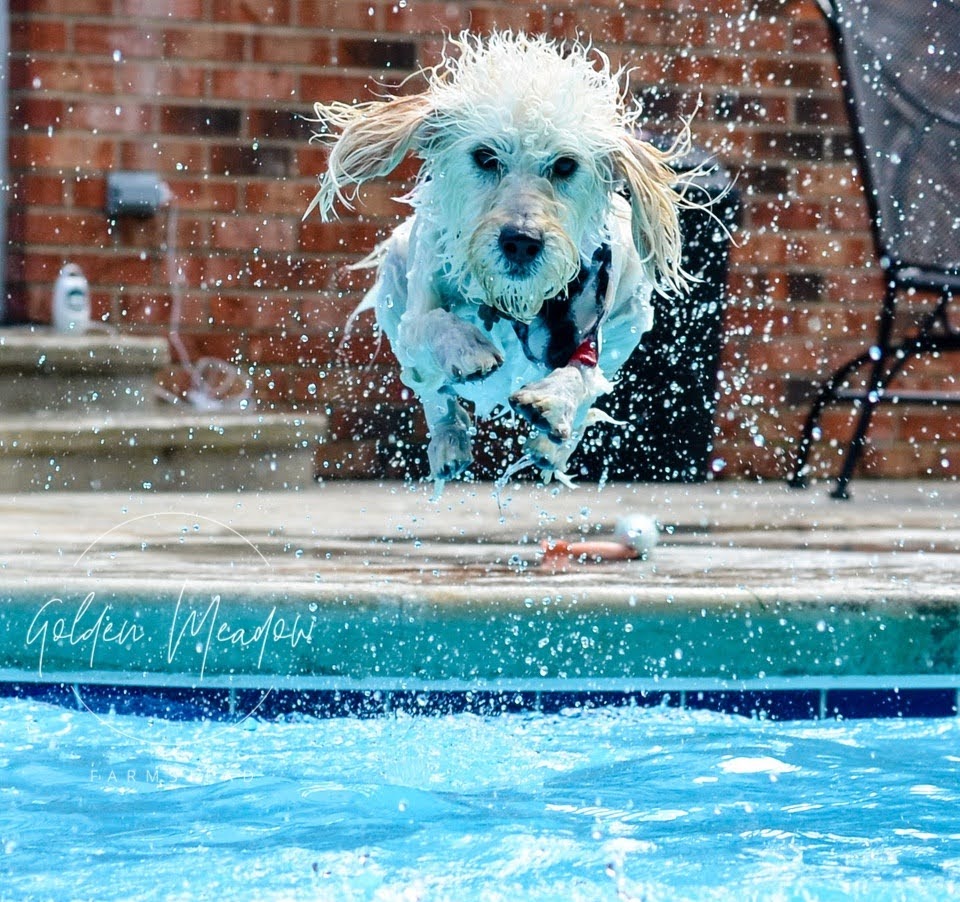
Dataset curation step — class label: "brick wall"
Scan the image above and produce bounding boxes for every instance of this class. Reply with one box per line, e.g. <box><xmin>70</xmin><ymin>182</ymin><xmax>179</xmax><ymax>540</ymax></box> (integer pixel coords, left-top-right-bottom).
<box><xmin>8</xmin><ymin>0</ymin><xmax>955</xmax><ymax>482</ymax></box>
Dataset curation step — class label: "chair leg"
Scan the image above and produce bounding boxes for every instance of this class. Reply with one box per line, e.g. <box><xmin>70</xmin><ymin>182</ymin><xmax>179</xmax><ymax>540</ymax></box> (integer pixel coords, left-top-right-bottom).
<box><xmin>788</xmin><ymin>348</ymin><xmax>873</xmax><ymax>489</ymax></box>
<box><xmin>830</xmin><ymin>280</ymin><xmax>898</xmax><ymax>500</ymax></box>
<box><xmin>788</xmin><ymin>411</ymin><xmax>820</xmax><ymax>490</ymax></box>
<box><xmin>830</xmin><ymin>393</ymin><xmax>879</xmax><ymax>500</ymax></box>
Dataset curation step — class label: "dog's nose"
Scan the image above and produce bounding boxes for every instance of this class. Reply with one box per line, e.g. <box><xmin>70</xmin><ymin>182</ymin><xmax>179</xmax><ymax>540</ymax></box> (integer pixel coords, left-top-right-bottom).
<box><xmin>498</xmin><ymin>226</ymin><xmax>544</xmax><ymax>268</ymax></box>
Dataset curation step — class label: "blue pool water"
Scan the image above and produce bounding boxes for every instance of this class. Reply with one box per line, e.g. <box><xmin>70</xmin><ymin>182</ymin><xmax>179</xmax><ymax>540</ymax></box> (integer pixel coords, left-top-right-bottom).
<box><xmin>2</xmin><ymin>698</ymin><xmax>960</xmax><ymax>901</ymax></box>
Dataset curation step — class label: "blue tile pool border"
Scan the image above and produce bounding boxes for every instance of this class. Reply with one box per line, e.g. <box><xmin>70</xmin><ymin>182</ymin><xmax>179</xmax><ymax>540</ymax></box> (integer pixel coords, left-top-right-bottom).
<box><xmin>2</xmin><ymin>680</ymin><xmax>958</xmax><ymax>722</ymax></box>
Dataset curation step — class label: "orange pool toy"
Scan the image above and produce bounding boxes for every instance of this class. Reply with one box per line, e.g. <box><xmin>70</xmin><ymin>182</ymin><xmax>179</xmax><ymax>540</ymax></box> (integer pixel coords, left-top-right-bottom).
<box><xmin>539</xmin><ymin>538</ymin><xmax>641</xmax><ymax>570</ymax></box>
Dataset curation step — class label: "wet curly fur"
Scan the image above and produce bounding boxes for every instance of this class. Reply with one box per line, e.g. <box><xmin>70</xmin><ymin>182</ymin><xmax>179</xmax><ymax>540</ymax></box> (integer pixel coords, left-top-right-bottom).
<box><xmin>306</xmin><ymin>31</ymin><xmax>703</xmax><ymax>488</ymax></box>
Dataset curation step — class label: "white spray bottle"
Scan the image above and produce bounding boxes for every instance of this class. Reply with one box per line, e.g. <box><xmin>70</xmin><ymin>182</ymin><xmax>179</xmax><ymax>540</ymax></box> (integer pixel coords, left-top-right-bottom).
<box><xmin>52</xmin><ymin>263</ymin><xmax>91</xmax><ymax>333</ymax></box>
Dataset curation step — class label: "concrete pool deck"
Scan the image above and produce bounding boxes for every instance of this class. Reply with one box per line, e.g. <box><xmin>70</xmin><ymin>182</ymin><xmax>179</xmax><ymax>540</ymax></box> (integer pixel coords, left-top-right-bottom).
<box><xmin>2</xmin><ymin>479</ymin><xmax>960</xmax><ymax>714</ymax></box>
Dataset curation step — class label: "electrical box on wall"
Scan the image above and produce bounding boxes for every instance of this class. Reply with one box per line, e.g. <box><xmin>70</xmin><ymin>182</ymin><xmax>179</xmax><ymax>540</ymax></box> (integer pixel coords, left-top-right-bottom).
<box><xmin>106</xmin><ymin>171</ymin><xmax>166</xmax><ymax>217</ymax></box>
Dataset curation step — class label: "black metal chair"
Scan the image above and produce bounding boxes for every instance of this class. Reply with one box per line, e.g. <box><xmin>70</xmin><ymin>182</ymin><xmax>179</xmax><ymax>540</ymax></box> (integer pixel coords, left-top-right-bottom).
<box><xmin>788</xmin><ymin>0</ymin><xmax>960</xmax><ymax>499</ymax></box>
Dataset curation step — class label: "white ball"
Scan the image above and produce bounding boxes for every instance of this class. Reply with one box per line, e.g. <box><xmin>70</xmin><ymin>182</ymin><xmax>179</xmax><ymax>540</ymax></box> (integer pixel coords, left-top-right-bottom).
<box><xmin>613</xmin><ymin>513</ymin><xmax>659</xmax><ymax>556</ymax></box>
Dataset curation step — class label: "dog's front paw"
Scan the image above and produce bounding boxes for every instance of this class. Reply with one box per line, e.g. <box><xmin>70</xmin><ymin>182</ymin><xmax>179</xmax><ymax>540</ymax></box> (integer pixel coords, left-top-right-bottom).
<box><xmin>428</xmin><ymin>425</ymin><xmax>473</xmax><ymax>481</ymax></box>
<box><xmin>510</xmin><ymin>367</ymin><xmax>583</xmax><ymax>443</ymax></box>
<box><xmin>524</xmin><ymin>431</ymin><xmax>577</xmax><ymax>485</ymax></box>
<box><xmin>427</xmin><ymin>310</ymin><xmax>503</xmax><ymax>383</ymax></box>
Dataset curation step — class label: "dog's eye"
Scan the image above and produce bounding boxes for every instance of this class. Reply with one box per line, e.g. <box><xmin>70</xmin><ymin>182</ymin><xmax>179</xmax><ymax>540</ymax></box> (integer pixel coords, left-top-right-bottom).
<box><xmin>471</xmin><ymin>146</ymin><xmax>500</xmax><ymax>174</ymax></box>
<box><xmin>550</xmin><ymin>156</ymin><xmax>579</xmax><ymax>180</ymax></box>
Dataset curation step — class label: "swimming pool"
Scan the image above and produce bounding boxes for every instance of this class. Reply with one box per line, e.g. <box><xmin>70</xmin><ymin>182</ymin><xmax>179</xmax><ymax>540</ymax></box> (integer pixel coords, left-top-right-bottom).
<box><xmin>3</xmin><ymin>697</ymin><xmax>959</xmax><ymax>900</ymax></box>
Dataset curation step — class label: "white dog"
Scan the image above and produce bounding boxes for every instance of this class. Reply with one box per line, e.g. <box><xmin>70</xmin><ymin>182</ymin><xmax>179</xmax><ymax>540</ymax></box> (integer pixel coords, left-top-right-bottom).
<box><xmin>306</xmin><ymin>32</ymin><xmax>702</xmax><ymax>488</ymax></box>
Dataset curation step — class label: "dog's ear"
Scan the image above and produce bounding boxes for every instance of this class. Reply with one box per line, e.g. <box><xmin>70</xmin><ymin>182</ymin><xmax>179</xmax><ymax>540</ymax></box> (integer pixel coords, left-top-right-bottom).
<box><xmin>305</xmin><ymin>93</ymin><xmax>433</xmax><ymax>221</ymax></box>
<box><xmin>612</xmin><ymin>133</ymin><xmax>689</xmax><ymax>296</ymax></box>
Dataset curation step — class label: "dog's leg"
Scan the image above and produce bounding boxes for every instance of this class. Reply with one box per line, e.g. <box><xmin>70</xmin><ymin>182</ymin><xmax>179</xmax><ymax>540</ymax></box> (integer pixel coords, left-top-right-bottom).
<box><xmin>423</xmin><ymin>391</ymin><xmax>474</xmax><ymax>482</ymax></box>
<box><xmin>511</xmin><ymin>335</ymin><xmax>616</xmax><ymax>483</ymax></box>
<box><xmin>523</xmin><ymin>429</ymin><xmax>579</xmax><ymax>483</ymax></box>
<box><xmin>523</xmin><ymin>406</ymin><xmax>624</xmax><ymax>484</ymax></box>
<box><xmin>400</xmin><ymin>308</ymin><xmax>503</xmax><ymax>385</ymax></box>
<box><xmin>510</xmin><ymin>366</ymin><xmax>585</xmax><ymax>443</ymax></box>
<box><xmin>510</xmin><ymin>349</ymin><xmax>613</xmax><ymax>444</ymax></box>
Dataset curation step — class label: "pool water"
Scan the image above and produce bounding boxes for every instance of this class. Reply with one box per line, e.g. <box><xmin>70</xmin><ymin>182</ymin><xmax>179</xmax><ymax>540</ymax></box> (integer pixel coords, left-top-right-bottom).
<box><xmin>2</xmin><ymin>698</ymin><xmax>960</xmax><ymax>901</ymax></box>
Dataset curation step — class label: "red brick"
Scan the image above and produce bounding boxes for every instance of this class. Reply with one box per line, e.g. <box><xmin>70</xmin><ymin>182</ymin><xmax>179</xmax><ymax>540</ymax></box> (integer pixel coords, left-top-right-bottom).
<box><xmin>115</xmin><ymin>0</ymin><xmax>204</xmax><ymax>19</ymax></box>
<box><xmin>823</xmin><ymin>271</ymin><xmax>887</xmax><ymax>304</ymax></box>
<box><xmin>210</xmin><ymin>295</ymin><xmax>299</xmax><ymax>329</ymax></box>
<box><xmin>11</xmin><ymin>0</ymin><xmax>110</xmax><ymax>13</ymax></box>
<box><xmin>89</xmin><ymin>290</ymin><xmax>114</xmax><ymax>324</ymax></box>
<box><xmin>247</xmin><ymin>331</ymin><xmax>333</xmax><ymax>366</ymax></box>
<box><xmin>251</xmin><ymin>366</ymin><xmax>299</xmax><ymax>408</ymax></box>
<box><xmin>158</xmin><ymin>104</ymin><xmax>242</xmax><ymax>141</ymax></box>
<box><xmin>793</xmin><ymin>163</ymin><xmax>862</xmax><ymax>197</ymax></box>
<box><xmin>898</xmin><ymin>410</ymin><xmax>960</xmax><ymax>444</ymax></box>
<box><xmin>211</xmin><ymin>214</ymin><xmax>296</xmax><ymax>252</ymax></box>
<box><xmin>299</xmin><ymin>291</ymin><xmax>360</xmax><ymax>332</ymax></box>
<box><xmin>334</xmin><ymin>264</ymin><xmax>377</xmax><ymax>293</ymax></box>
<box><xmin>65</xmin><ymin>100</ymin><xmax>154</xmax><ymax>134</ymax></box>
<box><xmin>251</xmin><ymin>34</ymin><xmax>331</xmax><ymax>66</ymax></box>
<box><xmin>9</xmin><ymin>133</ymin><xmax>115</xmax><ymax>170</ymax></box>
<box><xmin>794</xmin><ymin>94</ymin><xmax>846</xmax><ymax>127</ymax></box>
<box><xmin>300</xmin><ymin>72</ymin><xmax>390</xmax><ymax>106</ymax></box>
<box><xmin>730</xmin><ymin>19</ymin><xmax>789</xmax><ymax>53</ymax></box>
<box><xmin>210</xmin><ymin>142</ymin><xmax>294</xmax><ymax>178</ymax></box>
<box><xmin>785</xmin><ymin>233</ymin><xmax>873</xmax><ymax>268</ymax></box>
<box><xmin>826</xmin><ymin>195</ymin><xmax>871</xmax><ymax>232</ymax></box>
<box><xmin>114</xmin><ymin>61</ymin><xmax>206</xmax><ymax>98</ymax></box>
<box><xmin>791</xmin><ymin>20</ymin><xmax>832</xmax><ymax>54</ymax></box>
<box><xmin>860</xmin><ymin>441</ymin><xmax>944</xmax><ymax>479</ymax></box>
<box><xmin>14</xmin><ymin>58</ymin><xmax>116</xmax><ymax>94</ymax></box>
<box><xmin>245</xmin><ymin>180</ymin><xmax>315</xmax><ymax>215</ymax></box>
<box><xmin>176</xmin><ymin>335</ymin><xmax>249</xmax><ymax>373</ymax></box>
<box><xmin>335</xmin><ymin>327</ymin><xmax>391</xmax><ymax>367</ymax></box>
<box><xmin>21</xmin><ymin>210</ymin><xmax>112</xmax><ymax>247</ymax></box>
<box><xmin>723</xmin><ymin>301</ymin><xmax>787</xmax><ymax>338</ymax></box>
<box><xmin>119</xmin><ymin>137</ymin><xmax>207</xmax><ymax>174</ymax></box>
<box><xmin>10</xmin><ymin>97</ymin><xmax>65</xmax><ymax>131</ymax></box>
<box><xmin>8</xmin><ymin>251</ymin><xmax>51</xmax><ymax>284</ymax></box>
<box><xmin>716</xmin><ymin>93</ymin><xmax>790</xmax><ymax>125</ymax></box>
<box><xmin>9</xmin><ymin>174</ymin><xmax>67</xmax><ymax>207</ymax></box>
<box><xmin>19</xmin><ymin>251</ymin><xmax>154</xmax><ymax>288</ymax></box>
<box><xmin>168</xmin><ymin>178</ymin><xmax>239</xmax><ymax>212</ymax></box>
<box><xmin>11</xmin><ymin>19</ymin><xmax>67</xmax><ymax>53</ymax></box>
<box><xmin>118</xmin><ymin>291</ymin><xmax>174</xmax><ymax>326</ymax></box>
<box><xmin>299</xmin><ymin>219</ymin><xmax>386</xmax><ymax>256</ymax></box>
<box><xmin>210</xmin><ymin>0</ymin><xmax>291</xmax><ymax>26</ymax></box>
<box><xmin>74</xmin><ymin>24</ymin><xmax>163</xmax><ymax>58</ymax></box>
<box><xmin>383</xmin><ymin>2</ymin><xmax>469</xmax><ymax>34</ymax></box>
<box><xmin>664</xmin><ymin>53</ymin><xmax>749</xmax><ymax>88</ymax></box>
<box><xmin>237</xmin><ymin>255</ymin><xmax>315</xmax><ymax>292</ymax></box>
<box><xmin>464</xmin><ymin>5</ymin><xmax>547</xmax><ymax>35</ymax></box>
<box><xmin>210</xmin><ymin>68</ymin><xmax>297</xmax><ymax>102</ymax></box>
<box><xmin>730</xmin><ymin>232</ymin><xmax>790</xmax><ymax>267</ymax></box>
<box><xmin>23</xmin><ymin>283</ymin><xmax>52</xmax><ymax>323</ymax></box>
<box><xmin>315</xmin><ymin>439</ymin><xmax>382</xmax><ymax>479</ymax></box>
<box><xmin>547</xmin><ymin>8</ymin><xmax>645</xmax><ymax>43</ymax></box>
<box><xmin>752</xmin><ymin>57</ymin><xmax>834</xmax><ymax>90</ymax></box>
<box><xmin>163</xmin><ymin>28</ymin><xmax>247</xmax><ymax>62</ymax></box>
<box><xmin>244</xmin><ymin>106</ymin><xmax>307</xmax><ymax>141</ymax></box>
<box><xmin>297</xmin><ymin>0</ymin><xmax>382</xmax><ymax>30</ymax></box>
<box><xmin>749</xmin><ymin>200</ymin><xmax>824</xmax><ymax>232</ymax></box>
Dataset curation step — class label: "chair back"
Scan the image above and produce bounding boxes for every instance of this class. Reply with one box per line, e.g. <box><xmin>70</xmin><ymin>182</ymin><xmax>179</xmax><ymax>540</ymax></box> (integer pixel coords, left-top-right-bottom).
<box><xmin>823</xmin><ymin>0</ymin><xmax>960</xmax><ymax>275</ymax></box>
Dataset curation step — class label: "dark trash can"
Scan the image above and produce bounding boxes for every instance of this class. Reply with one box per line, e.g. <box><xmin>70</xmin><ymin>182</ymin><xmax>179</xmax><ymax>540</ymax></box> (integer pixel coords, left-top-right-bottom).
<box><xmin>573</xmin><ymin>151</ymin><xmax>740</xmax><ymax>482</ymax></box>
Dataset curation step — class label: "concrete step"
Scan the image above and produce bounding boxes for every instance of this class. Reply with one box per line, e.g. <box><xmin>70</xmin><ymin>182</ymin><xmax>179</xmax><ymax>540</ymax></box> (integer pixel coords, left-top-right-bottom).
<box><xmin>0</xmin><ymin>327</ymin><xmax>170</xmax><ymax>413</ymax></box>
<box><xmin>0</xmin><ymin>410</ymin><xmax>326</xmax><ymax>491</ymax></box>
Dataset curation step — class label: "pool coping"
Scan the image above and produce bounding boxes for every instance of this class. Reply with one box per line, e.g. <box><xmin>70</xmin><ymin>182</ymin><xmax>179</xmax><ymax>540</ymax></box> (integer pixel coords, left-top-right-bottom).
<box><xmin>2</xmin><ymin>480</ymin><xmax>960</xmax><ymax>717</ymax></box>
